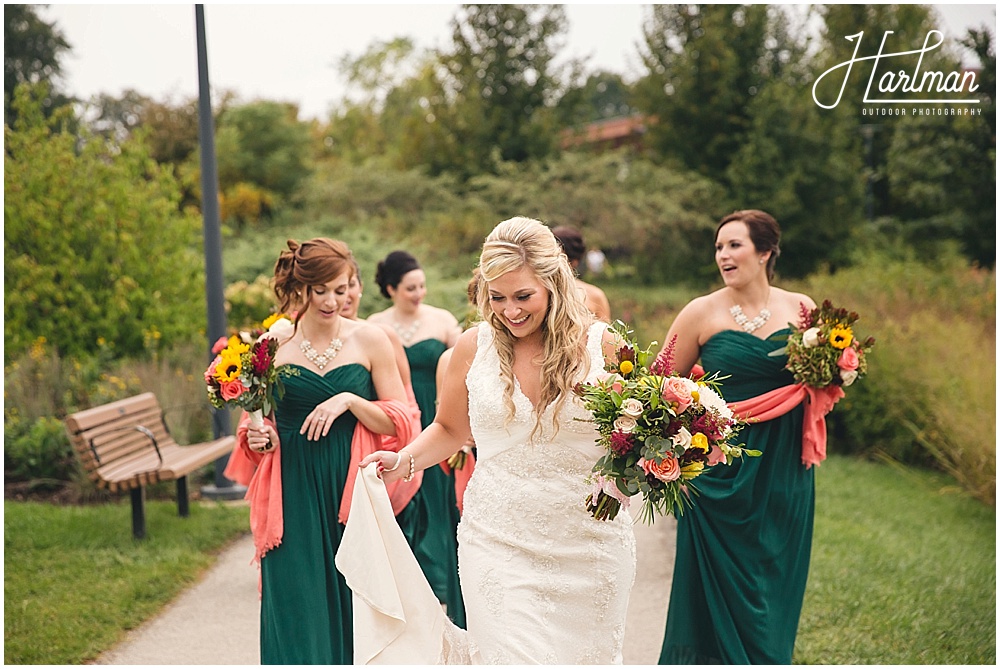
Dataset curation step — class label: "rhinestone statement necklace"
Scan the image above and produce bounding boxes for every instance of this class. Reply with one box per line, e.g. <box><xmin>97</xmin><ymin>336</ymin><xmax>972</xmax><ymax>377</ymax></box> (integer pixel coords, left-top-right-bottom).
<box><xmin>392</xmin><ymin>319</ymin><xmax>421</xmax><ymax>344</ymax></box>
<box><xmin>730</xmin><ymin>288</ymin><xmax>772</xmax><ymax>334</ymax></box>
<box><xmin>730</xmin><ymin>305</ymin><xmax>771</xmax><ymax>333</ymax></box>
<box><xmin>300</xmin><ymin>337</ymin><xmax>343</xmax><ymax>370</ymax></box>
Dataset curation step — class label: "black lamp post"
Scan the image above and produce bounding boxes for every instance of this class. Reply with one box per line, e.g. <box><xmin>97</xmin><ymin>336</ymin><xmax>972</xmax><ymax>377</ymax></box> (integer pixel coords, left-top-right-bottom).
<box><xmin>196</xmin><ymin>4</ymin><xmax>244</xmax><ymax>500</ymax></box>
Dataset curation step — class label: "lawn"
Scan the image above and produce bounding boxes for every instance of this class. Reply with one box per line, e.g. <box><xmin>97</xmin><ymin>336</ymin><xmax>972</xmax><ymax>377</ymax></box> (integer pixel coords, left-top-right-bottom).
<box><xmin>797</xmin><ymin>455</ymin><xmax>996</xmax><ymax>664</ymax></box>
<box><xmin>4</xmin><ymin>499</ymin><xmax>249</xmax><ymax>664</ymax></box>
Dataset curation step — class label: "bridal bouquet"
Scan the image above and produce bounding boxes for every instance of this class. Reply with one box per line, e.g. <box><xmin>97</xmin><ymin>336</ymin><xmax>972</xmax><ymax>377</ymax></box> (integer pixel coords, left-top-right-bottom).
<box><xmin>205</xmin><ymin>315</ymin><xmax>297</xmax><ymax>427</ymax></box>
<box><xmin>775</xmin><ymin>300</ymin><xmax>875</xmax><ymax>388</ymax></box>
<box><xmin>576</xmin><ymin>321</ymin><xmax>755</xmax><ymax>523</ymax></box>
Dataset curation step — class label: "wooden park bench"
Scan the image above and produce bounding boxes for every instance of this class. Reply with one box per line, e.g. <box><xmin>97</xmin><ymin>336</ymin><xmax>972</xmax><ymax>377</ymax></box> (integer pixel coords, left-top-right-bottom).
<box><xmin>63</xmin><ymin>392</ymin><xmax>236</xmax><ymax>539</ymax></box>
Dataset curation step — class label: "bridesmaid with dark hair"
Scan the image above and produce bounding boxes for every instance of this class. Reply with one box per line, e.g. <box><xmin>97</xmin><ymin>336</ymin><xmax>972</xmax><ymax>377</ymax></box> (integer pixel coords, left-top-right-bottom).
<box><xmin>367</xmin><ymin>250</ymin><xmax>466</xmax><ymax>627</ymax></box>
<box><xmin>656</xmin><ymin>210</ymin><xmax>818</xmax><ymax>664</ymax></box>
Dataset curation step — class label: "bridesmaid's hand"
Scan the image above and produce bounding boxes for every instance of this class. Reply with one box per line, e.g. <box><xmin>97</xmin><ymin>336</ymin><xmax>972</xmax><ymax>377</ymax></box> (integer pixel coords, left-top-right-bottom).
<box><xmin>301</xmin><ymin>393</ymin><xmax>353</xmax><ymax>441</ymax></box>
<box><xmin>246</xmin><ymin>424</ymin><xmax>278</xmax><ymax>453</ymax></box>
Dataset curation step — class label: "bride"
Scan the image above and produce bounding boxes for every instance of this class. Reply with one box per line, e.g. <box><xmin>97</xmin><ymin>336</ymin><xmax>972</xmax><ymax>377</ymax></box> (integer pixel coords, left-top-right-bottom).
<box><xmin>350</xmin><ymin>217</ymin><xmax>637</xmax><ymax>664</ymax></box>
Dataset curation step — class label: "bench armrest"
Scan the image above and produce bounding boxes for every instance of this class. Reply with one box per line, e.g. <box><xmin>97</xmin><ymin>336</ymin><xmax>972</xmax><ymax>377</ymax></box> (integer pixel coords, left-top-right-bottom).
<box><xmin>88</xmin><ymin>425</ymin><xmax>163</xmax><ymax>468</ymax></box>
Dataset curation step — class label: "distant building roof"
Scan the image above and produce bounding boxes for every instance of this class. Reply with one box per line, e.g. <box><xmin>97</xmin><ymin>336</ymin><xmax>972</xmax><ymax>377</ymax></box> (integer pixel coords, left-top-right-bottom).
<box><xmin>560</xmin><ymin>114</ymin><xmax>652</xmax><ymax>151</ymax></box>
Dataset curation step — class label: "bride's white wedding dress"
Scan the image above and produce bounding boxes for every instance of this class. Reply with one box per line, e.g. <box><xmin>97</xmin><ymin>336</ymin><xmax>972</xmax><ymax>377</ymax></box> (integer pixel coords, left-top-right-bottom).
<box><xmin>337</xmin><ymin>321</ymin><xmax>636</xmax><ymax>664</ymax></box>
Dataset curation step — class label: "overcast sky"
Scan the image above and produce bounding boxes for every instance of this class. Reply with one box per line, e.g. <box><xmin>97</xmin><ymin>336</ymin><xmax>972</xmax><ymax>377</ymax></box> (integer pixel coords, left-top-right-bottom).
<box><xmin>42</xmin><ymin>3</ymin><xmax>997</xmax><ymax>121</ymax></box>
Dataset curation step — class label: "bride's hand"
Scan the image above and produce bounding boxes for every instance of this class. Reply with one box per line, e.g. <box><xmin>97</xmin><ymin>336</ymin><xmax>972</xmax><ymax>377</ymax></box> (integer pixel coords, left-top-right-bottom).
<box><xmin>360</xmin><ymin>450</ymin><xmax>408</xmax><ymax>483</ymax></box>
<box><xmin>301</xmin><ymin>393</ymin><xmax>353</xmax><ymax>441</ymax></box>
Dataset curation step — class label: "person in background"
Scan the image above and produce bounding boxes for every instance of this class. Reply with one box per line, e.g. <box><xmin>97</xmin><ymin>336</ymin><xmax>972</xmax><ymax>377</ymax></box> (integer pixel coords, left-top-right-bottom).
<box><xmin>434</xmin><ymin>269</ymin><xmax>481</xmax><ymax>511</ymax></box>
<box><xmin>368</xmin><ymin>250</ymin><xmax>466</xmax><ymax>627</ymax></box>
<box><xmin>340</xmin><ymin>258</ymin><xmax>427</xmax><ymax>553</ymax></box>
<box><xmin>552</xmin><ymin>225</ymin><xmax>612</xmax><ymax>322</ymax></box>
<box><xmin>655</xmin><ymin>210</ymin><xmax>817</xmax><ymax>664</ymax></box>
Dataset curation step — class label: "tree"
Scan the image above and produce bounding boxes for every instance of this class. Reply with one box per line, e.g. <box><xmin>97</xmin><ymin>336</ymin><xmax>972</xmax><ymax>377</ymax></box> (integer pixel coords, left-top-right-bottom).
<box><xmin>556</xmin><ymin>70</ymin><xmax>638</xmax><ymax>125</ymax></box>
<box><xmin>4</xmin><ymin>84</ymin><xmax>205</xmax><ymax>361</ymax></box>
<box><xmin>4</xmin><ymin>4</ymin><xmax>72</xmax><ymax>124</ymax></box>
<box><xmin>410</xmin><ymin>4</ymin><xmax>573</xmax><ymax>177</ymax></box>
<box><xmin>634</xmin><ymin>4</ymin><xmax>779</xmax><ymax>184</ymax></box>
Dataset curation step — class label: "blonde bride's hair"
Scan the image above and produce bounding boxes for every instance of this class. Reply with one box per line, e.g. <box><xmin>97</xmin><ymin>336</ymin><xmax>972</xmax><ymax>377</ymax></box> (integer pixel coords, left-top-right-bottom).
<box><xmin>476</xmin><ymin>217</ymin><xmax>594</xmax><ymax>440</ymax></box>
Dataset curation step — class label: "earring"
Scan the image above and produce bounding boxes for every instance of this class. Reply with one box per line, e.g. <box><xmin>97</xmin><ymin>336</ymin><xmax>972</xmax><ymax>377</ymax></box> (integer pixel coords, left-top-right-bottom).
<box><xmin>759</xmin><ymin>259</ymin><xmax>765</xmax><ymax>265</ymax></box>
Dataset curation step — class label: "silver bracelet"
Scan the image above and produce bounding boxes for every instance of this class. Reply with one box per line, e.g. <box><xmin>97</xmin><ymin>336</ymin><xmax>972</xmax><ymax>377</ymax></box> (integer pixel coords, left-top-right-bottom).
<box><xmin>384</xmin><ymin>451</ymin><xmax>404</xmax><ymax>472</ymax></box>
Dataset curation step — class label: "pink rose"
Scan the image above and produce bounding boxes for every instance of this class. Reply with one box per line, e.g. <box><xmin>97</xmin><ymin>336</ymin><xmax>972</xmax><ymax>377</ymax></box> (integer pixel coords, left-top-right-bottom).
<box><xmin>211</xmin><ymin>336</ymin><xmax>229</xmax><ymax>355</ymax></box>
<box><xmin>640</xmin><ymin>455</ymin><xmax>681</xmax><ymax>482</ymax></box>
<box><xmin>219</xmin><ymin>379</ymin><xmax>247</xmax><ymax>401</ymax></box>
<box><xmin>597</xmin><ymin>372</ymin><xmax>624</xmax><ymax>395</ymax></box>
<box><xmin>205</xmin><ymin>356</ymin><xmax>221</xmax><ymax>383</ymax></box>
<box><xmin>706</xmin><ymin>443</ymin><xmax>726</xmax><ymax>466</ymax></box>
<box><xmin>661</xmin><ymin>377</ymin><xmax>694</xmax><ymax>413</ymax></box>
<box><xmin>837</xmin><ymin>346</ymin><xmax>859</xmax><ymax>371</ymax></box>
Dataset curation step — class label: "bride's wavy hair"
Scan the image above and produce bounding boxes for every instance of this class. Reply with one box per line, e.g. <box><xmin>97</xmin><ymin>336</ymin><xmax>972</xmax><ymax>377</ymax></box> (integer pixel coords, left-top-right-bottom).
<box><xmin>476</xmin><ymin>217</ymin><xmax>594</xmax><ymax>440</ymax></box>
<box><xmin>273</xmin><ymin>238</ymin><xmax>355</xmax><ymax>327</ymax></box>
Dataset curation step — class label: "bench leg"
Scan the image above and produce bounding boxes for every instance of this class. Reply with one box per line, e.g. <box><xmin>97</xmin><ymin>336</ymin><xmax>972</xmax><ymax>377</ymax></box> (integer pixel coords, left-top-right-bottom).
<box><xmin>177</xmin><ymin>476</ymin><xmax>189</xmax><ymax>518</ymax></box>
<box><xmin>130</xmin><ymin>487</ymin><xmax>147</xmax><ymax>540</ymax></box>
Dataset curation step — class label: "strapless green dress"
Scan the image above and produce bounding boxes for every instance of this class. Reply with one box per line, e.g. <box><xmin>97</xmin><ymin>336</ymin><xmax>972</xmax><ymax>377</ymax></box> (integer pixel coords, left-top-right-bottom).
<box><xmin>259</xmin><ymin>363</ymin><xmax>368</xmax><ymax>664</ymax></box>
<box><xmin>658</xmin><ymin>328</ymin><xmax>813</xmax><ymax>664</ymax></box>
<box><xmin>406</xmin><ymin>338</ymin><xmax>466</xmax><ymax>629</ymax></box>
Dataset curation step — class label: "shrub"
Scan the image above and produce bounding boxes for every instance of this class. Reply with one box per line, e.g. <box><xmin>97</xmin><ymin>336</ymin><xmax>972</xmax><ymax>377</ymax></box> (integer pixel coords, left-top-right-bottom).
<box><xmin>792</xmin><ymin>246</ymin><xmax>995</xmax><ymax>505</ymax></box>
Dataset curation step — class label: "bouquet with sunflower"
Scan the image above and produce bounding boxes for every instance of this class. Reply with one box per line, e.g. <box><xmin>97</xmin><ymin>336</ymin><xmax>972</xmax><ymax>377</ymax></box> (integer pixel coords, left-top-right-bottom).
<box><xmin>205</xmin><ymin>314</ymin><xmax>298</xmax><ymax>427</ymax></box>
<box><xmin>575</xmin><ymin>321</ymin><xmax>756</xmax><ymax>523</ymax></box>
<box><xmin>775</xmin><ymin>300</ymin><xmax>875</xmax><ymax>388</ymax></box>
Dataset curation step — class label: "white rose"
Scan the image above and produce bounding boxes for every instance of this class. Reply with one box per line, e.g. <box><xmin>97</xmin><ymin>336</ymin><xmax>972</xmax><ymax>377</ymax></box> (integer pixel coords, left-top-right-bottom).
<box><xmin>840</xmin><ymin>369</ymin><xmax>858</xmax><ymax>386</ymax></box>
<box><xmin>613</xmin><ymin>415</ymin><xmax>638</xmax><ymax>434</ymax></box>
<box><xmin>620</xmin><ymin>398</ymin><xmax>644</xmax><ymax>419</ymax></box>
<box><xmin>260</xmin><ymin>317</ymin><xmax>295</xmax><ymax>342</ymax></box>
<box><xmin>802</xmin><ymin>327</ymin><xmax>821</xmax><ymax>348</ymax></box>
<box><xmin>671</xmin><ymin>426</ymin><xmax>693</xmax><ymax>450</ymax></box>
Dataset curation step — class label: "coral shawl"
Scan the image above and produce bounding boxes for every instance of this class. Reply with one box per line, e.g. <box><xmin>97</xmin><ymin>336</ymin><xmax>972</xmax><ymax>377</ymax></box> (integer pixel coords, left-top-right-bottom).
<box><xmin>224</xmin><ymin>398</ymin><xmax>420</xmax><ymax>562</ymax></box>
<box><xmin>690</xmin><ymin>363</ymin><xmax>845</xmax><ymax>468</ymax></box>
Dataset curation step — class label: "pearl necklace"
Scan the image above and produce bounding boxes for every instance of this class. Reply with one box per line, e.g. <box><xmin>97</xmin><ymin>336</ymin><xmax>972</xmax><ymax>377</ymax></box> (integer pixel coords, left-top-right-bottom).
<box><xmin>300</xmin><ymin>337</ymin><xmax>343</xmax><ymax>370</ymax></box>
<box><xmin>729</xmin><ymin>288</ymin><xmax>772</xmax><ymax>334</ymax></box>
<box><xmin>392</xmin><ymin>319</ymin><xmax>421</xmax><ymax>344</ymax></box>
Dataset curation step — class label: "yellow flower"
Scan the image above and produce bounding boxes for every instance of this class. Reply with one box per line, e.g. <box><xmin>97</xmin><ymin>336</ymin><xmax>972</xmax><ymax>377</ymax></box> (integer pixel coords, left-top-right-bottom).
<box><xmin>214</xmin><ymin>349</ymin><xmax>243</xmax><ymax>382</ymax></box>
<box><xmin>681</xmin><ymin>461</ymin><xmax>704</xmax><ymax>480</ymax></box>
<box><xmin>262</xmin><ymin>313</ymin><xmax>289</xmax><ymax>330</ymax></box>
<box><xmin>227</xmin><ymin>335</ymin><xmax>250</xmax><ymax>355</ymax></box>
<box><xmin>619</xmin><ymin>360</ymin><xmax>634</xmax><ymax>375</ymax></box>
<box><xmin>829</xmin><ymin>324</ymin><xmax>853</xmax><ymax>349</ymax></box>
<box><xmin>690</xmin><ymin>432</ymin><xmax>709</xmax><ymax>452</ymax></box>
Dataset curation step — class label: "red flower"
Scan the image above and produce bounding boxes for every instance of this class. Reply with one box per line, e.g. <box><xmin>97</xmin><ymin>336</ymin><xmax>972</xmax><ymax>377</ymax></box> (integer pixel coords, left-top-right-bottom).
<box><xmin>609</xmin><ymin>431</ymin><xmax>636</xmax><ymax>456</ymax></box>
<box><xmin>252</xmin><ymin>339</ymin><xmax>275</xmax><ymax>375</ymax></box>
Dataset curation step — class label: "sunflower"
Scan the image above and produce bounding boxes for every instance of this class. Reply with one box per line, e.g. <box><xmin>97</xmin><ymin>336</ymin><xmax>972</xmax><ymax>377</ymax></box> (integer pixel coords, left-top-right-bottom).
<box><xmin>829</xmin><ymin>324</ymin><xmax>854</xmax><ymax>349</ymax></box>
<box><xmin>214</xmin><ymin>349</ymin><xmax>244</xmax><ymax>382</ymax></box>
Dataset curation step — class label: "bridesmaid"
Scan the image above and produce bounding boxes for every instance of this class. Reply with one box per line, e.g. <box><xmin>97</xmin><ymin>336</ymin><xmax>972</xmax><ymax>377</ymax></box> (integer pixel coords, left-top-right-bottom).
<box><xmin>656</xmin><ymin>210</ymin><xmax>817</xmax><ymax>664</ymax></box>
<box><xmin>340</xmin><ymin>258</ymin><xmax>428</xmax><ymax>553</ymax></box>
<box><xmin>240</xmin><ymin>238</ymin><xmax>416</xmax><ymax>664</ymax></box>
<box><xmin>367</xmin><ymin>250</ymin><xmax>466</xmax><ymax>627</ymax></box>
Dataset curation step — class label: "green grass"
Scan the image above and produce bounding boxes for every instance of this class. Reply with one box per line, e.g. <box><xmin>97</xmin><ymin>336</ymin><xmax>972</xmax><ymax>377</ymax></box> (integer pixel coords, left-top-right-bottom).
<box><xmin>3</xmin><ymin>499</ymin><xmax>250</xmax><ymax>664</ymax></box>
<box><xmin>796</xmin><ymin>455</ymin><xmax>996</xmax><ymax>664</ymax></box>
